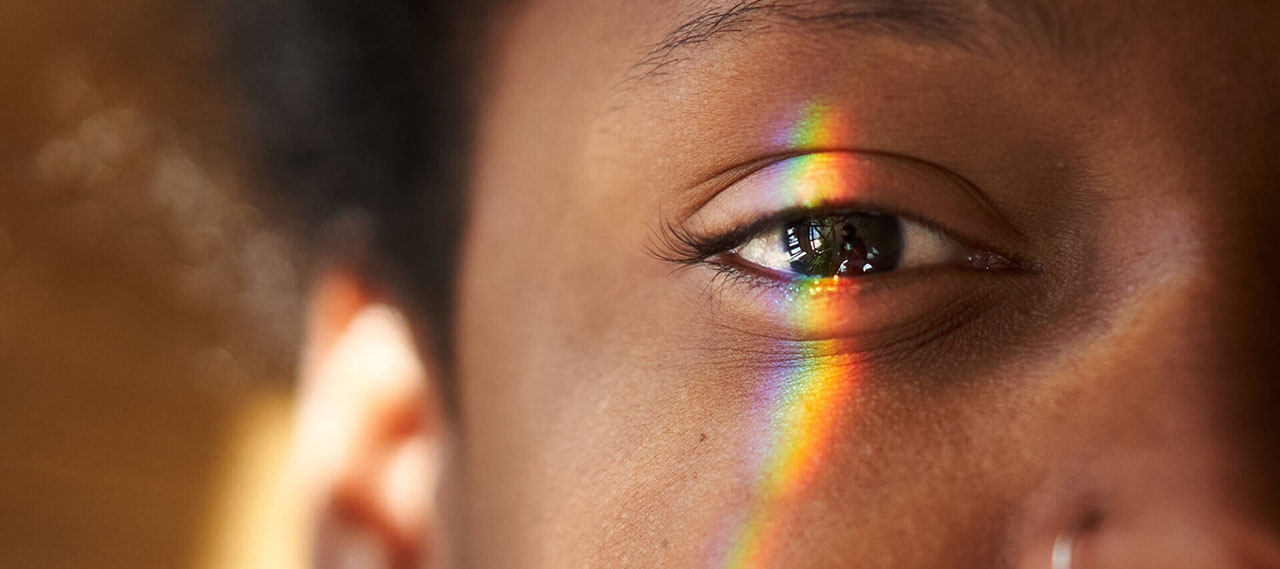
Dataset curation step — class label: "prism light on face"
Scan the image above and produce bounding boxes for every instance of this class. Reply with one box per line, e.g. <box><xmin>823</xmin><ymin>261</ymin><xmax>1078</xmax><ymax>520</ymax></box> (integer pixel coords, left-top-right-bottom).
<box><xmin>706</xmin><ymin>104</ymin><xmax>867</xmax><ymax>569</ymax></box>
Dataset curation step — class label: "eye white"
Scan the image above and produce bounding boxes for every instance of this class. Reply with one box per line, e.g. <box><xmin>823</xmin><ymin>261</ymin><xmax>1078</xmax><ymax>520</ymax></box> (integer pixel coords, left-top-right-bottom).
<box><xmin>730</xmin><ymin>215</ymin><xmax>958</xmax><ymax>276</ymax></box>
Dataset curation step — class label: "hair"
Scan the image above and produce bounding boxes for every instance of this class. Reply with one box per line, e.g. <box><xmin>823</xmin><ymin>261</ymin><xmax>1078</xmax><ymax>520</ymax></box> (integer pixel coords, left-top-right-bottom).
<box><xmin>226</xmin><ymin>0</ymin><xmax>501</xmax><ymax>375</ymax></box>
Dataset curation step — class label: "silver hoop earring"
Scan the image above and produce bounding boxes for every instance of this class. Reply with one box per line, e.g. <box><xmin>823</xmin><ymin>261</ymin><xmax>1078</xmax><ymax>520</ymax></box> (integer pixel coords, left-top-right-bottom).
<box><xmin>1051</xmin><ymin>529</ymin><xmax>1075</xmax><ymax>569</ymax></box>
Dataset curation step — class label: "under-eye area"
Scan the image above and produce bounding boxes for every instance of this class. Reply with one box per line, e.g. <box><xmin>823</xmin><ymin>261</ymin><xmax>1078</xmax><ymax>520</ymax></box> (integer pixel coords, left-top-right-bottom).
<box><xmin>652</xmin><ymin>151</ymin><xmax>1028</xmax><ymax>343</ymax></box>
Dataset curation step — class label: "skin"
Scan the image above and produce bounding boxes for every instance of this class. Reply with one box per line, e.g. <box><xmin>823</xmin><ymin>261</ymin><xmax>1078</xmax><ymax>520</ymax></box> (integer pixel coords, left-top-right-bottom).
<box><xmin>299</xmin><ymin>1</ymin><xmax>1280</xmax><ymax>568</ymax></box>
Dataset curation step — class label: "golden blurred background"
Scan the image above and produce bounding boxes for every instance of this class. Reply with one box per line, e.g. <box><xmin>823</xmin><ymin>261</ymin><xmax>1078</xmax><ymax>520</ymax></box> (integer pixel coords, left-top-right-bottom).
<box><xmin>2</xmin><ymin>1</ymin><xmax>305</xmax><ymax>567</ymax></box>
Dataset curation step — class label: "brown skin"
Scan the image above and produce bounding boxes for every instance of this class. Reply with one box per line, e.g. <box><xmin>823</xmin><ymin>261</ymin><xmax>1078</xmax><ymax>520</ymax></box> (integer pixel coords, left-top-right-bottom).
<box><xmin>299</xmin><ymin>1</ymin><xmax>1280</xmax><ymax>568</ymax></box>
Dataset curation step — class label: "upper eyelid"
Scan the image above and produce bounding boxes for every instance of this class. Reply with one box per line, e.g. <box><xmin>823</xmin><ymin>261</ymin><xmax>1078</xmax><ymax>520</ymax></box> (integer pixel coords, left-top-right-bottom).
<box><xmin>666</xmin><ymin>148</ymin><xmax>1018</xmax><ymax>233</ymax></box>
<box><xmin>660</xmin><ymin>151</ymin><xmax>1027</xmax><ymax>268</ymax></box>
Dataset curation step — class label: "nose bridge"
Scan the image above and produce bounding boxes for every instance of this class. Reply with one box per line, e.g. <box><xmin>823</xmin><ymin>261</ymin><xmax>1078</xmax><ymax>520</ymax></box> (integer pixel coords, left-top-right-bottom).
<box><xmin>1120</xmin><ymin>191</ymin><xmax>1279</xmax><ymax>464</ymax></box>
<box><xmin>1049</xmin><ymin>192</ymin><xmax>1280</xmax><ymax>566</ymax></box>
<box><xmin>1099</xmin><ymin>173</ymin><xmax>1280</xmax><ymax>409</ymax></box>
<box><xmin>1130</xmin><ymin>227</ymin><xmax>1280</xmax><ymax>402</ymax></box>
<box><xmin>1086</xmin><ymin>205</ymin><xmax>1262</xmax><ymax>404</ymax></box>
<box><xmin>1159</xmin><ymin>184</ymin><xmax>1280</xmax><ymax>483</ymax></box>
<box><xmin>1196</xmin><ymin>200</ymin><xmax>1280</xmax><ymax>538</ymax></box>
<box><xmin>1106</xmin><ymin>268</ymin><xmax>1279</xmax><ymax>513</ymax></box>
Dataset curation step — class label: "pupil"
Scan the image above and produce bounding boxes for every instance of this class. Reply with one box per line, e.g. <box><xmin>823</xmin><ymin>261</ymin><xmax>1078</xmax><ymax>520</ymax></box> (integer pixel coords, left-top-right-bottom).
<box><xmin>783</xmin><ymin>213</ymin><xmax>903</xmax><ymax>277</ymax></box>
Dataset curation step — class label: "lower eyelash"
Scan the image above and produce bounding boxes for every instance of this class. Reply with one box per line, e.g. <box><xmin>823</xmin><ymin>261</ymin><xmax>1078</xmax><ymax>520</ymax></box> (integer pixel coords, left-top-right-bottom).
<box><xmin>706</xmin><ymin>261</ymin><xmax>765</xmax><ymax>290</ymax></box>
<box><xmin>702</xmin><ymin>256</ymin><xmax>810</xmax><ymax>297</ymax></box>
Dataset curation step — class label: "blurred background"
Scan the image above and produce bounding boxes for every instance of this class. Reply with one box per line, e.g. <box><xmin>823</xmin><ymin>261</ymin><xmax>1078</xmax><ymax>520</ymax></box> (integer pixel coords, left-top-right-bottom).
<box><xmin>2</xmin><ymin>1</ymin><xmax>307</xmax><ymax>567</ymax></box>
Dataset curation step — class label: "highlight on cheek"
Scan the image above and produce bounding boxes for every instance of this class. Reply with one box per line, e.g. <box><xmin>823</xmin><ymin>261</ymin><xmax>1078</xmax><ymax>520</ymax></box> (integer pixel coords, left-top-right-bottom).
<box><xmin>703</xmin><ymin>104</ymin><xmax>866</xmax><ymax>569</ymax></box>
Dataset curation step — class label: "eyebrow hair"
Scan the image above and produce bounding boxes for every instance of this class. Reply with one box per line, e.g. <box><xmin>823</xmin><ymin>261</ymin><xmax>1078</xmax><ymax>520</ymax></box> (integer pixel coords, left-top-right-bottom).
<box><xmin>623</xmin><ymin>0</ymin><xmax>1091</xmax><ymax>87</ymax></box>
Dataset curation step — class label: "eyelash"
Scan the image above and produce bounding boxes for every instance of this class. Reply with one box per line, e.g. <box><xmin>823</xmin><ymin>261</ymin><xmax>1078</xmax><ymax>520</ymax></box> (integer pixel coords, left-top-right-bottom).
<box><xmin>658</xmin><ymin>206</ymin><xmax>861</xmax><ymax>261</ymax></box>
<box><xmin>650</xmin><ymin>219</ymin><xmax>748</xmax><ymax>267</ymax></box>
<box><xmin>653</xmin><ymin>203</ymin><xmax>950</xmax><ymax>262</ymax></box>
<box><xmin>651</xmin><ymin>204</ymin><xmax>1022</xmax><ymax>297</ymax></box>
<box><xmin>652</xmin><ymin>206</ymin><xmax>875</xmax><ymax>297</ymax></box>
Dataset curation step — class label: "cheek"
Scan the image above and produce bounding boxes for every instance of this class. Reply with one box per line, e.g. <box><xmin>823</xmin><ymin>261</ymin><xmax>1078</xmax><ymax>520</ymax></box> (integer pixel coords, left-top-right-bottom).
<box><xmin>454</xmin><ymin>184</ymin><xmax>705</xmax><ymax>557</ymax></box>
<box><xmin>455</xmin><ymin>102</ymin><xmax>714</xmax><ymax>560</ymax></box>
<box><xmin>456</xmin><ymin>191</ymin><xmax>1046</xmax><ymax>567</ymax></box>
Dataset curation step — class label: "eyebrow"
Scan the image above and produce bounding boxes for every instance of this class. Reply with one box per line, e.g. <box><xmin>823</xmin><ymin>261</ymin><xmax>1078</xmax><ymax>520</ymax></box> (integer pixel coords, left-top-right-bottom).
<box><xmin>624</xmin><ymin>0</ymin><xmax>1084</xmax><ymax>86</ymax></box>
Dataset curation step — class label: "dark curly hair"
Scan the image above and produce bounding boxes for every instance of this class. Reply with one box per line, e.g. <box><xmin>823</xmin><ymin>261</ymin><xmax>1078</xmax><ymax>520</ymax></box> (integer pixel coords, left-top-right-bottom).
<box><xmin>225</xmin><ymin>0</ymin><xmax>501</xmax><ymax>371</ymax></box>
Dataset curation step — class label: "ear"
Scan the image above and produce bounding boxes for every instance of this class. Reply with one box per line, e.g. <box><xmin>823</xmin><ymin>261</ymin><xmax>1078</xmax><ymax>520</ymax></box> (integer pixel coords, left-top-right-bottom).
<box><xmin>291</xmin><ymin>268</ymin><xmax>449</xmax><ymax>569</ymax></box>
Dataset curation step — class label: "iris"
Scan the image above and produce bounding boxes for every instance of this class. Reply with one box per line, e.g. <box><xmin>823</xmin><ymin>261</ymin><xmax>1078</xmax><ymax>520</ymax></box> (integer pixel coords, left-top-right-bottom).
<box><xmin>782</xmin><ymin>213</ymin><xmax>902</xmax><ymax>277</ymax></box>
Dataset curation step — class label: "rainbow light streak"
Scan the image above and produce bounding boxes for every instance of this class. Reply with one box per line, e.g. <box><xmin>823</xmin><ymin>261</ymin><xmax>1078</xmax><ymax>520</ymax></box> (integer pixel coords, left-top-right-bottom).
<box><xmin>704</xmin><ymin>103</ymin><xmax>864</xmax><ymax>569</ymax></box>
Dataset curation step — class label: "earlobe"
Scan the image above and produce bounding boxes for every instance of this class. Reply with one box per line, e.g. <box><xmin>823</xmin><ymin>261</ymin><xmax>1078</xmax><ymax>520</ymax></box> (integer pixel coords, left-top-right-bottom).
<box><xmin>292</xmin><ymin>270</ymin><xmax>447</xmax><ymax>568</ymax></box>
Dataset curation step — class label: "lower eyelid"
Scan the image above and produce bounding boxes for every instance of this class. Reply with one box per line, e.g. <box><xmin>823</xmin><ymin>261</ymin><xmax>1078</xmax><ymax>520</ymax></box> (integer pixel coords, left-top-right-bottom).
<box><xmin>691</xmin><ymin>261</ymin><xmax>1017</xmax><ymax>347</ymax></box>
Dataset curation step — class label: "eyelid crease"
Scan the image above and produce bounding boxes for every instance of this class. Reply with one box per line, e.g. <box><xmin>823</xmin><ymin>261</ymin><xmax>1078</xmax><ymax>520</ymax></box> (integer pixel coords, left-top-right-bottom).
<box><xmin>657</xmin><ymin>150</ymin><xmax>1029</xmax><ymax>270</ymax></box>
<box><xmin>932</xmin><ymin>160</ymin><xmax>1027</xmax><ymax>240</ymax></box>
<box><xmin>670</xmin><ymin>149</ymin><xmax>1023</xmax><ymax>240</ymax></box>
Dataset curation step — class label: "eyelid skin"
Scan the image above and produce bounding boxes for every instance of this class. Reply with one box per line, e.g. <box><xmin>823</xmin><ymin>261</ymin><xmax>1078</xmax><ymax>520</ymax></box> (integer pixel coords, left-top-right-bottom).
<box><xmin>696</xmin><ymin>265</ymin><xmax>1018</xmax><ymax>347</ymax></box>
<box><xmin>682</xmin><ymin>151</ymin><xmax>1027</xmax><ymax>260</ymax></box>
<box><xmin>666</xmin><ymin>151</ymin><xmax>1029</xmax><ymax>344</ymax></box>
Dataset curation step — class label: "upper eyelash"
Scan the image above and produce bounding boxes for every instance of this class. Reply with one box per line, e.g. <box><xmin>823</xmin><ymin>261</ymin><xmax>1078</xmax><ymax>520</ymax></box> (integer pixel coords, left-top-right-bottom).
<box><xmin>647</xmin><ymin>218</ymin><xmax>753</xmax><ymax>266</ymax></box>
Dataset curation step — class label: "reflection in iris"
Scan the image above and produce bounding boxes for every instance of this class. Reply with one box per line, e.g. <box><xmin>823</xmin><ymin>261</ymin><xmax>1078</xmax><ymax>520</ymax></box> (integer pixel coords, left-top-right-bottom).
<box><xmin>784</xmin><ymin>213</ymin><xmax>902</xmax><ymax>277</ymax></box>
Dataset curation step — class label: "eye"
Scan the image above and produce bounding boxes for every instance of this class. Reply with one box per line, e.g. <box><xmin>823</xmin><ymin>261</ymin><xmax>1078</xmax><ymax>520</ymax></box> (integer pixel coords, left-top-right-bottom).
<box><xmin>728</xmin><ymin>211</ymin><xmax>1010</xmax><ymax>279</ymax></box>
<box><xmin>654</xmin><ymin>151</ymin><xmax>1027</xmax><ymax>339</ymax></box>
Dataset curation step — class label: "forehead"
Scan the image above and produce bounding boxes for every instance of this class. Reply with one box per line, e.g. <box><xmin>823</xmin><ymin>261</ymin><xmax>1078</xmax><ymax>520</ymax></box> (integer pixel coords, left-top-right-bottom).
<box><xmin>478</xmin><ymin>0</ymin><xmax>1277</xmax><ymax>132</ymax></box>
<box><xmin>487</xmin><ymin>0</ymin><xmax>1274</xmax><ymax>84</ymax></box>
<box><xmin>471</xmin><ymin>0</ymin><xmax>1280</xmax><ymax>215</ymax></box>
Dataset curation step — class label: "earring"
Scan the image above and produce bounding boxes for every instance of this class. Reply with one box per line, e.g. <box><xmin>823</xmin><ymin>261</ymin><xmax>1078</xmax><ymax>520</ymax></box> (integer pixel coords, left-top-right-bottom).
<box><xmin>1051</xmin><ymin>528</ymin><xmax>1075</xmax><ymax>569</ymax></box>
<box><xmin>1049</xmin><ymin>526</ymin><xmax>1080</xmax><ymax>567</ymax></box>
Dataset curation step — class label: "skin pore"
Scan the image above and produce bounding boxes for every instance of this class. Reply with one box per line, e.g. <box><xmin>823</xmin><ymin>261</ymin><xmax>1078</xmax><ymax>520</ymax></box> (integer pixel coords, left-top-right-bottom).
<box><xmin>298</xmin><ymin>0</ymin><xmax>1280</xmax><ymax>568</ymax></box>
